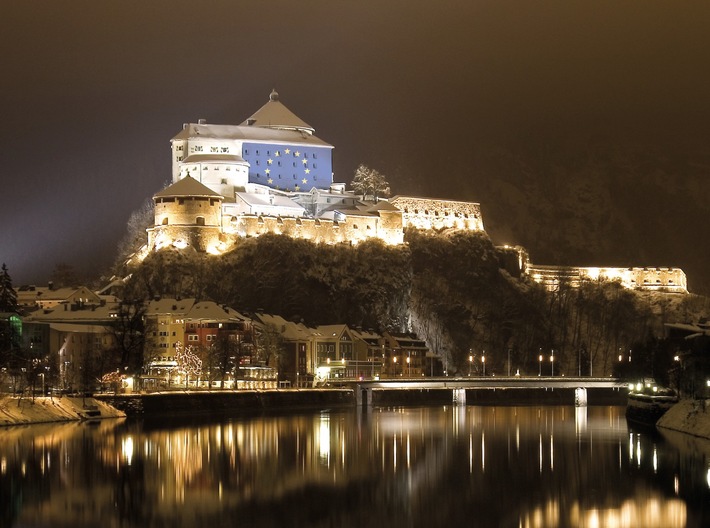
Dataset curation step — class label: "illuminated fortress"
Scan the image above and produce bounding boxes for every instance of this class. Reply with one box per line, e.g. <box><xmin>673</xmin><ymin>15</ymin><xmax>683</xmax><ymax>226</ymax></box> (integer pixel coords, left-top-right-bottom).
<box><xmin>144</xmin><ymin>90</ymin><xmax>687</xmax><ymax>294</ymax></box>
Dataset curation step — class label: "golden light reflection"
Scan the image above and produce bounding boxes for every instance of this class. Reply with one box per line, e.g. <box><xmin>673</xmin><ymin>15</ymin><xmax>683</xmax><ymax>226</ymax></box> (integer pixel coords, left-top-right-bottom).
<box><xmin>1</xmin><ymin>406</ymin><xmax>706</xmax><ymax>527</ymax></box>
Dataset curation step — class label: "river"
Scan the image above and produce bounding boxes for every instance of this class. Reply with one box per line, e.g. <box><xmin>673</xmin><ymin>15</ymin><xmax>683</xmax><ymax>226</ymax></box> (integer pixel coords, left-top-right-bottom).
<box><xmin>1</xmin><ymin>405</ymin><xmax>708</xmax><ymax>527</ymax></box>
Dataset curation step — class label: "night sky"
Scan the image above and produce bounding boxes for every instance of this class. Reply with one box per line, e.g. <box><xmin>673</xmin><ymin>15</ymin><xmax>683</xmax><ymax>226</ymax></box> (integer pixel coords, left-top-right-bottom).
<box><xmin>2</xmin><ymin>1</ymin><xmax>709</xmax><ymax>289</ymax></box>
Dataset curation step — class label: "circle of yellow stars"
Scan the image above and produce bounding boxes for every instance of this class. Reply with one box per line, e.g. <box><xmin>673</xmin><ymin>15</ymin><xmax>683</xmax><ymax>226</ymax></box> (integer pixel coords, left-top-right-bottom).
<box><xmin>259</xmin><ymin>148</ymin><xmax>314</xmax><ymax>191</ymax></box>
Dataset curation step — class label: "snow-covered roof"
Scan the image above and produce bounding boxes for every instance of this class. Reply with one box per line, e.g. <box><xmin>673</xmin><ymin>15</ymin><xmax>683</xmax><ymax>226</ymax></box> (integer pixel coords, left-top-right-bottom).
<box><xmin>25</xmin><ymin>302</ymin><xmax>121</xmax><ymax>323</ymax></box>
<box><xmin>236</xmin><ymin>192</ymin><xmax>305</xmax><ymax>211</ymax></box>
<box><xmin>254</xmin><ymin>313</ymin><xmax>314</xmax><ymax>341</ymax></box>
<box><xmin>186</xmin><ymin>301</ymin><xmax>247</xmax><ymax>321</ymax></box>
<box><xmin>315</xmin><ymin>324</ymin><xmax>352</xmax><ymax>339</ymax></box>
<box><xmin>145</xmin><ymin>298</ymin><xmax>196</xmax><ymax>315</ymax></box>
<box><xmin>351</xmin><ymin>328</ymin><xmax>381</xmax><ymax>341</ymax></box>
<box><xmin>48</xmin><ymin>323</ymin><xmax>113</xmax><ymax>334</ymax></box>
<box><xmin>182</xmin><ymin>153</ymin><xmax>247</xmax><ymax>164</ymax></box>
<box><xmin>240</xmin><ymin>90</ymin><xmax>315</xmax><ymax>134</ymax></box>
<box><xmin>172</xmin><ymin>123</ymin><xmax>332</xmax><ymax>148</ymax></box>
<box><xmin>366</xmin><ymin>200</ymin><xmax>400</xmax><ymax>212</ymax></box>
<box><xmin>154</xmin><ymin>176</ymin><xmax>222</xmax><ymax>199</ymax></box>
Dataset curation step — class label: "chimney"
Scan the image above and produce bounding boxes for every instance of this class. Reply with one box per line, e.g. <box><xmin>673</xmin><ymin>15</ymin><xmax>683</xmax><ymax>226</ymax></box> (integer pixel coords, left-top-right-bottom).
<box><xmin>247</xmin><ymin>119</ymin><xmax>256</xmax><ymax>126</ymax></box>
<box><xmin>198</xmin><ymin>118</ymin><xmax>206</xmax><ymax>125</ymax></box>
<box><xmin>183</xmin><ymin>123</ymin><xmax>188</xmax><ymax>130</ymax></box>
<box><xmin>48</xmin><ymin>281</ymin><xmax>54</xmax><ymax>291</ymax></box>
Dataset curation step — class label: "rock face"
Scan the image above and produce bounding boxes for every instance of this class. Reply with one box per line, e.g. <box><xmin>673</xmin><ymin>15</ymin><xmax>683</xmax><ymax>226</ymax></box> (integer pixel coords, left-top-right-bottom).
<box><xmin>657</xmin><ymin>399</ymin><xmax>710</xmax><ymax>440</ymax></box>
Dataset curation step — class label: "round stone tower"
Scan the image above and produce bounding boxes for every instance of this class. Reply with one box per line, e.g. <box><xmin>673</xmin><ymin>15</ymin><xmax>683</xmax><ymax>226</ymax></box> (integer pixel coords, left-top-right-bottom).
<box><xmin>148</xmin><ymin>175</ymin><xmax>224</xmax><ymax>253</ymax></box>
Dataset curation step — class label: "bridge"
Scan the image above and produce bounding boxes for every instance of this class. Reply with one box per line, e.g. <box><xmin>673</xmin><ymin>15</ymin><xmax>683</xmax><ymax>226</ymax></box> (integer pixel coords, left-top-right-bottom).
<box><xmin>341</xmin><ymin>377</ymin><xmax>627</xmax><ymax>407</ymax></box>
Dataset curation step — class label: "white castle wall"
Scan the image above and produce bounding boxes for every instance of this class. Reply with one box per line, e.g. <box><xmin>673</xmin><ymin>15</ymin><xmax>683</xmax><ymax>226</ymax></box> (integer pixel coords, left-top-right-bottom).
<box><xmin>527</xmin><ymin>265</ymin><xmax>688</xmax><ymax>294</ymax></box>
<box><xmin>390</xmin><ymin>196</ymin><xmax>484</xmax><ymax>232</ymax></box>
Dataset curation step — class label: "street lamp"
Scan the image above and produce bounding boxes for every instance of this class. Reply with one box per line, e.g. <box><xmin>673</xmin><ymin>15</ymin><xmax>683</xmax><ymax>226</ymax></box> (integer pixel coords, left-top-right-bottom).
<box><xmin>393</xmin><ymin>356</ymin><xmax>398</xmax><ymax>377</ymax></box>
<box><xmin>406</xmin><ymin>355</ymin><xmax>410</xmax><ymax>377</ymax></box>
<box><xmin>539</xmin><ymin>354</ymin><xmax>543</xmax><ymax>376</ymax></box>
<box><xmin>550</xmin><ymin>350</ymin><xmax>555</xmax><ymax>377</ymax></box>
<box><xmin>481</xmin><ymin>352</ymin><xmax>486</xmax><ymax>377</ymax></box>
<box><xmin>469</xmin><ymin>351</ymin><xmax>473</xmax><ymax>376</ymax></box>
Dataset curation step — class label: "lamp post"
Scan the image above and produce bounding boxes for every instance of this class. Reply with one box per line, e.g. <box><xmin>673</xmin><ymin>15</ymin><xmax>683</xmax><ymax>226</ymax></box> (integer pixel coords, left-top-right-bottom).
<box><xmin>469</xmin><ymin>350</ymin><xmax>473</xmax><ymax>376</ymax></box>
<box><xmin>406</xmin><ymin>355</ymin><xmax>411</xmax><ymax>377</ymax></box>
<box><xmin>393</xmin><ymin>356</ymin><xmax>398</xmax><ymax>377</ymax></box>
<box><xmin>539</xmin><ymin>353</ymin><xmax>543</xmax><ymax>377</ymax></box>
<box><xmin>550</xmin><ymin>350</ymin><xmax>555</xmax><ymax>377</ymax></box>
<box><xmin>482</xmin><ymin>352</ymin><xmax>486</xmax><ymax>377</ymax></box>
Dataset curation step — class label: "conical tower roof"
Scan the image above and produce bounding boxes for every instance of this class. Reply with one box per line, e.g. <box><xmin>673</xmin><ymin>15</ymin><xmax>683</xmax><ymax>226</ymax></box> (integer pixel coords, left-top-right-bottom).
<box><xmin>240</xmin><ymin>90</ymin><xmax>315</xmax><ymax>134</ymax></box>
<box><xmin>154</xmin><ymin>175</ymin><xmax>222</xmax><ymax>199</ymax></box>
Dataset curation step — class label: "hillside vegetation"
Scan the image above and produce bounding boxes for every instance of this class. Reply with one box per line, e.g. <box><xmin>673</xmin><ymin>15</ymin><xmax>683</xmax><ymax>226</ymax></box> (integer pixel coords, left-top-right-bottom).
<box><xmin>121</xmin><ymin>231</ymin><xmax>709</xmax><ymax>377</ymax></box>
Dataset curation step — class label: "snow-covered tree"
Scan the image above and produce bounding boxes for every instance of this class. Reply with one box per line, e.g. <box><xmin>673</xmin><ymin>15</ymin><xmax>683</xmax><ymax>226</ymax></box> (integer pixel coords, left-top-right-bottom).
<box><xmin>0</xmin><ymin>263</ymin><xmax>18</xmax><ymax>313</ymax></box>
<box><xmin>350</xmin><ymin>164</ymin><xmax>390</xmax><ymax>203</ymax></box>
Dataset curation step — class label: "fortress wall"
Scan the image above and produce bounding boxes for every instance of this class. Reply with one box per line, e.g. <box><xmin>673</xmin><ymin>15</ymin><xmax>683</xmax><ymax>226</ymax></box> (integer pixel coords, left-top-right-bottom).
<box><xmin>528</xmin><ymin>265</ymin><xmax>688</xmax><ymax>293</ymax></box>
<box><xmin>148</xmin><ymin>225</ymin><xmax>223</xmax><ymax>252</ymax></box>
<box><xmin>390</xmin><ymin>197</ymin><xmax>484</xmax><ymax>232</ymax></box>
<box><xmin>234</xmin><ymin>215</ymin><xmax>389</xmax><ymax>245</ymax></box>
<box><xmin>377</xmin><ymin>210</ymin><xmax>404</xmax><ymax>244</ymax></box>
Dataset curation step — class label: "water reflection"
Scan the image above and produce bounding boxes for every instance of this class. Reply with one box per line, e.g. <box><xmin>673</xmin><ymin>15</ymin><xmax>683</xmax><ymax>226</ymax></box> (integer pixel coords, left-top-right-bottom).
<box><xmin>0</xmin><ymin>406</ymin><xmax>708</xmax><ymax>527</ymax></box>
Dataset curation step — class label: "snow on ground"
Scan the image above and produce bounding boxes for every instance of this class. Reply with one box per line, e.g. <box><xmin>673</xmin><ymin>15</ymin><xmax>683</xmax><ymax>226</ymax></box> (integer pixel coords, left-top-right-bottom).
<box><xmin>657</xmin><ymin>399</ymin><xmax>710</xmax><ymax>440</ymax></box>
<box><xmin>0</xmin><ymin>395</ymin><xmax>125</xmax><ymax>427</ymax></box>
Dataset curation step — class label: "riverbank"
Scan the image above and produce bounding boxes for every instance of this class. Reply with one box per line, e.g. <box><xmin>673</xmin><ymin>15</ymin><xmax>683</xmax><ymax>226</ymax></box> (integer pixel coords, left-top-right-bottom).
<box><xmin>0</xmin><ymin>395</ymin><xmax>126</xmax><ymax>427</ymax></box>
<box><xmin>657</xmin><ymin>399</ymin><xmax>710</xmax><ymax>440</ymax></box>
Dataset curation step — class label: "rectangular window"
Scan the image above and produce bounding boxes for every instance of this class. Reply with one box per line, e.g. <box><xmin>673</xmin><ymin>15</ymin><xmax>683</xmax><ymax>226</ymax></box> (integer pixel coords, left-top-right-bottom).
<box><xmin>195</xmin><ymin>146</ymin><xmax>203</xmax><ymax>152</ymax></box>
<box><xmin>211</xmin><ymin>146</ymin><xmax>219</xmax><ymax>153</ymax></box>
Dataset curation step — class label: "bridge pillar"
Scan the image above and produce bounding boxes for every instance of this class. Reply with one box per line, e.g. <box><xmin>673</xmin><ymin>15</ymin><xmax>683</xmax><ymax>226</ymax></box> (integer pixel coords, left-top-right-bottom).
<box><xmin>453</xmin><ymin>388</ymin><xmax>466</xmax><ymax>406</ymax></box>
<box><xmin>355</xmin><ymin>386</ymin><xmax>373</xmax><ymax>407</ymax></box>
<box><xmin>575</xmin><ymin>387</ymin><xmax>588</xmax><ymax>407</ymax></box>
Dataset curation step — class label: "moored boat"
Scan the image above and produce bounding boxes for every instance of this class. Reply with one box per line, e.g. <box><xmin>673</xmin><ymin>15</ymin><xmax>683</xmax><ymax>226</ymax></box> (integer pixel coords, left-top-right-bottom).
<box><xmin>625</xmin><ymin>379</ymin><xmax>678</xmax><ymax>427</ymax></box>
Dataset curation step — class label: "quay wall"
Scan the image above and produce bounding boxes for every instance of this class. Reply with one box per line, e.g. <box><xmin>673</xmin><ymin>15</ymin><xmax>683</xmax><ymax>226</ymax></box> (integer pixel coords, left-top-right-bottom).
<box><xmin>97</xmin><ymin>389</ymin><xmax>355</xmax><ymax>417</ymax></box>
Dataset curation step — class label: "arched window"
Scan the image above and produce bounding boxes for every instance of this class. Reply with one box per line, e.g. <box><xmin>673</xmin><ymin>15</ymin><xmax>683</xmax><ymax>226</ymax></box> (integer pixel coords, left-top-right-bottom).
<box><xmin>196</xmin><ymin>217</ymin><xmax>205</xmax><ymax>226</ymax></box>
<box><xmin>162</xmin><ymin>218</ymin><xmax>169</xmax><ymax>225</ymax></box>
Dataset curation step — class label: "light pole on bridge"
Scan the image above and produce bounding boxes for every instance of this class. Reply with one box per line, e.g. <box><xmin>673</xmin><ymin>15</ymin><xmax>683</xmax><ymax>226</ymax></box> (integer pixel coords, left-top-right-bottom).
<box><xmin>550</xmin><ymin>349</ymin><xmax>555</xmax><ymax>377</ymax></box>
<box><xmin>481</xmin><ymin>352</ymin><xmax>486</xmax><ymax>377</ymax></box>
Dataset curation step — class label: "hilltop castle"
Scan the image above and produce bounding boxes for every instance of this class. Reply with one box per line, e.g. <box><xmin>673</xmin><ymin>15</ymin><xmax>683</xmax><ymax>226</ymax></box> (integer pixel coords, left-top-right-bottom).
<box><xmin>142</xmin><ymin>90</ymin><xmax>687</xmax><ymax>294</ymax></box>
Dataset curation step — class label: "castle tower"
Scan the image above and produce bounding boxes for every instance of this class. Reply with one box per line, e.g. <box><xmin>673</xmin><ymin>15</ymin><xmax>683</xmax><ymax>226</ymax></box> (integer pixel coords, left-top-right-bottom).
<box><xmin>148</xmin><ymin>176</ymin><xmax>224</xmax><ymax>253</ymax></box>
<box><xmin>170</xmin><ymin>90</ymin><xmax>334</xmax><ymax>194</ymax></box>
